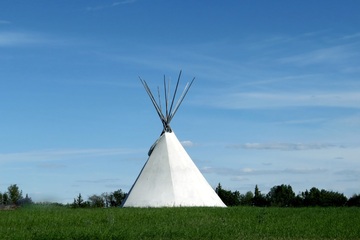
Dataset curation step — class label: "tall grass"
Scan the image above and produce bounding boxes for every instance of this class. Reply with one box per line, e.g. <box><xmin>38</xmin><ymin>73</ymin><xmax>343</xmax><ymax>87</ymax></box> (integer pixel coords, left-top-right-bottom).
<box><xmin>1</xmin><ymin>205</ymin><xmax>359</xmax><ymax>239</ymax></box>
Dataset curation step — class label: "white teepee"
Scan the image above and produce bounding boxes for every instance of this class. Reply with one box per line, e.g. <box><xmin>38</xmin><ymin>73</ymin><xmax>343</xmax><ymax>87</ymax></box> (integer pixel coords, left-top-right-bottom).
<box><xmin>122</xmin><ymin>71</ymin><xmax>225</xmax><ymax>207</ymax></box>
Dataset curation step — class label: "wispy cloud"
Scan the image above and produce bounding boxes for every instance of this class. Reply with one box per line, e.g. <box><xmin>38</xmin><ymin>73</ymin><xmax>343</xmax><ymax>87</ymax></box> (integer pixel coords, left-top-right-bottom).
<box><xmin>202</xmin><ymin>166</ymin><xmax>327</xmax><ymax>176</ymax></box>
<box><xmin>0</xmin><ymin>31</ymin><xmax>70</xmax><ymax>47</ymax></box>
<box><xmin>341</xmin><ymin>32</ymin><xmax>360</xmax><ymax>40</ymax></box>
<box><xmin>0</xmin><ymin>20</ymin><xmax>11</xmax><ymax>24</ymax></box>
<box><xmin>0</xmin><ymin>148</ymin><xmax>140</xmax><ymax>163</ymax></box>
<box><xmin>37</xmin><ymin>163</ymin><xmax>67</xmax><ymax>169</ymax></box>
<box><xmin>273</xmin><ymin>118</ymin><xmax>327</xmax><ymax>125</ymax></box>
<box><xmin>113</xmin><ymin>0</ymin><xmax>137</xmax><ymax>5</ymax></box>
<box><xmin>334</xmin><ymin>170</ymin><xmax>360</xmax><ymax>182</ymax></box>
<box><xmin>280</xmin><ymin>45</ymin><xmax>350</xmax><ymax>66</ymax></box>
<box><xmin>201</xmin><ymin>91</ymin><xmax>360</xmax><ymax>109</ymax></box>
<box><xmin>77</xmin><ymin>178</ymin><xmax>121</xmax><ymax>184</ymax></box>
<box><xmin>335</xmin><ymin>114</ymin><xmax>360</xmax><ymax>127</ymax></box>
<box><xmin>227</xmin><ymin>143</ymin><xmax>341</xmax><ymax>151</ymax></box>
<box><xmin>86</xmin><ymin>0</ymin><xmax>136</xmax><ymax>11</ymax></box>
<box><xmin>181</xmin><ymin>140</ymin><xmax>195</xmax><ymax>147</ymax></box>
<box><xmin>0</xmin><ymin>31</ymin><xmax>39</xmax><ymax>46</ymax></box>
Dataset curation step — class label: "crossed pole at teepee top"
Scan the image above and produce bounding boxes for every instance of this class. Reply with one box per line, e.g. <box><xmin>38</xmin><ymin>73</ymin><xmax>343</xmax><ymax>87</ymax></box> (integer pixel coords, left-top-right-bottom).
<box><xmin>139</xmin><ymin>70</ymin><xmax>195</xmax><ymax>134</ymax></box>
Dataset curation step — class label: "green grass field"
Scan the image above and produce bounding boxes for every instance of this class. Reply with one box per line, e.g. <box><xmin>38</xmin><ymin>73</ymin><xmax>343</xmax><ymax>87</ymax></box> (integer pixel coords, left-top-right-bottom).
<box><xmin>1</xmin><ymin>205</ymin><xmax>359</xmax><ymax>239</ymax></box>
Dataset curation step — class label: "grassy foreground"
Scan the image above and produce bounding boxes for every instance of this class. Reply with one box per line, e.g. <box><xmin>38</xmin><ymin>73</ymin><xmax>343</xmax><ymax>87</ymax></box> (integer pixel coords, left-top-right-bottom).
<box><xmin>1</xmin><ymin>205</ymin><xmax>360</xmax><ymax>239</ymax></box>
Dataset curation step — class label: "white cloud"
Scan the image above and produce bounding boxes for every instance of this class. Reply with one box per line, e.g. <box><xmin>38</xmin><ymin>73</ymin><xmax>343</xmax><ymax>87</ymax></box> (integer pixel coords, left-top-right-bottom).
<box><xmin>228</xmin><ymin>143</ymin><xmax>340</xmax><ymax>151</ymax></box>
<box><xmin>0</xmin><ymin>148</ymin><xmax>140</xmax><ymax>163</ymax></box>
<box><xmin>0</xmin><ymin>32</ymin><xmax>37</xmax><ymax>46</ymax></box>
<box><xmin>204</xmin><ymin>91</ymin><xmax>360</xmax><ymax>109</ymax></box>
<box><xmin>202</xmin><ymin>166</ymin><xmax>327</xmax><ymax>176</ymax></box>
<box><xmin>87</xmin><ymin>0</ymin><xmax>136</xmax><ymax>11</ymax></box>
<box><xmin>279</xmin><ymin>45</ymin><xmax>354</xmax><ymax>66</ymax></box>
<box><xmin>0</xmin><ymin>20</ymin><xmax>11</xmax><ymax>24</ymax></box>
<box><xmin>113</xmin><ymin>0</ymin><xmax>136</xmax><ymax>5</ymax></box>
<box><xmin>181</xmin><ymin>140</ymin><xmax>195</xmax><ymax>147</ymax></box>
<box><xmin>0</xmin><ymin>31</ymin><xmax>67</xmax><ymax>47</ymax></box>
<box><xmin>37</xmin><ymin>163</ymin><xmax>67</xmax><ymax>169</ymax></box>
<box><xmin>335</xmin><ymin>114</ymin><xmax>360</xmax><ymax>126</ymax></box>
<box><xmin>77</xmin><ymin>178</ymin><xmax>122</xmax><ymax>183</ymax></box>
<box><xmin>341</xmin><ymin>32</ymin><xmax>360</xmax><ymax>40</ymax></box>
<box><xmin>334</xmin><ymin>170</ymin><xmax>360</xmax><ymax>182</ymax></box>
<box><xmin>274</xmin><ymin>118</ymin><xmax>327</xmax><ymax>125</ymax></box>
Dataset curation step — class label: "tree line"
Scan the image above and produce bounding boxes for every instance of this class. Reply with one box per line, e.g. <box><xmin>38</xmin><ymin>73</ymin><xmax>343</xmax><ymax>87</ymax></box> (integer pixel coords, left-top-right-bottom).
<box><xmin>0</xmin><ymin>184</ymin><xmax>33</xmax><ymax>208</ymax></box>
<box><xmin>215</xmin><ymin>183</ymin><xmax>360</xmax><ymax>207</ymax></box>
<box><xmin>0</xmin><ymin>184</ymin><xmax>127</xmax><ymax>208</ymax></box>
<box><xmin>2</xmin><ymin>183</ymin><xmax>360</xmax><ymax>208</ymax></box>
<box><xmin>71</xmin><ymin>190</ymin><xmax>126</xmax><ymax>208</ymax></box>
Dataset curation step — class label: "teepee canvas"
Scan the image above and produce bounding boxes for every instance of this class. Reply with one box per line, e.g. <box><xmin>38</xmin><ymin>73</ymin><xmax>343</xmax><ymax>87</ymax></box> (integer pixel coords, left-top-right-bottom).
<box><xmin>122</xmin><ymin>71</ymin><xmax>225</xmax><ymax>207</ymax></box>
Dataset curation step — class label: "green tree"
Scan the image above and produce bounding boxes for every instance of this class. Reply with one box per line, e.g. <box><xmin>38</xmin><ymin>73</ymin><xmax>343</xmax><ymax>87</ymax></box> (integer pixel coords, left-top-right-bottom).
<box><xmin>347</xmin><ymin>194</ymin><xmax>360</xmax><ymax>207</ymax></box>
<box><xmin>73</xmin><ymin>193</ymin><xmax>85</xmax><ymax>208</ymax></box>
<box><xmin>111</xmin><ymin>189</ymin><xmax>126</xmax><ymax>207</ymax></box>
<box><xmin>292</xmin><ymin>194</ymin><xmax>304</xmax><ymax>207</ymax></box>
<box><xmin>2</xmin><ymin>193</ymin><xmax>9</xmax><ymax>205</ymax></box>
<box><xmin>302</xmin><ymin>187</ymin><xmax>321</xmax><ymax>206</ymax></box>
<box><xmin>99</xmin><ymin>190</ymin><xmax>127</xmax><ymax>207</ymax></box>
<box><xmin>17</xmin><ymin>194</ymin><xmax>33</xmax><ymax>206</ymax></box>
<box><xmin>7</xmin><ymin>184</ymin><xmax>23</xmax><ymax>205</ymax></box>
<box><xmin>253</xmin><ymin>185</ymin><xmax>267</xmax><ymax>207</ymax></box>
<box><xmin>240</xmin><ymin>191</ymin><xmax>254</xmax><ymax>206</ymax></box>
<box><xmin>301</xmin><ymin>187</ymin><xmax>346</xmax><ymax>207</ymax></box>
<box><xmin>319</xmin><ymin>189</ymin><xmax>347</xmax><ymax>207</ymax></box>
<box><xmin>88</xmin><ymin>194</ymin><xmax>105</xmax><ymax>208</ymax></box>
<box><xmin>267</xmin><ymin>184</ymin><xmax>295</xmax><ymax>207</ymax></box>
<box><xmin>254</xmin><ymin>185</ymin><xmax>260</xmax><ymax>198</ymax></box>
<box><xmin>215</xmin><ymin>183</ymin><xmax>240</xmax><ymax>206</ymax></box>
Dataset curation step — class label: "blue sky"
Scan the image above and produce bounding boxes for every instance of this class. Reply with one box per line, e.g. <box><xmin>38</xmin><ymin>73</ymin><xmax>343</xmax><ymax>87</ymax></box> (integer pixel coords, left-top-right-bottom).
<box><xmin>1</xmin><ymin>1</ymin><xmax>360</xmax><ymax>203</ymax></box>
